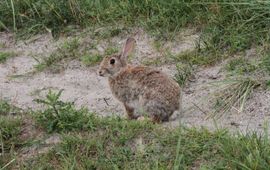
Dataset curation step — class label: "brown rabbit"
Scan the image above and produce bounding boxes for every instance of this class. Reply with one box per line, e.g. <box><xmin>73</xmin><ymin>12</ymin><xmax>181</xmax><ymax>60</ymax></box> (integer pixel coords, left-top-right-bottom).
<box><xmin>98</xmin><ymin>38</ymin><xmax>181</xmax><ymax>123</ymax></box>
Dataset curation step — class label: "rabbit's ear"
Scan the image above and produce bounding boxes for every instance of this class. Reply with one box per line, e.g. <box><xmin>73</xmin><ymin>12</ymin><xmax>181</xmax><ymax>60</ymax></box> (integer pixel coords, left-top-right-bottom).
<box><xmin>120</xmin><ymin>37</ymin><xmax>136</xmax><ymax>61</ymax></box>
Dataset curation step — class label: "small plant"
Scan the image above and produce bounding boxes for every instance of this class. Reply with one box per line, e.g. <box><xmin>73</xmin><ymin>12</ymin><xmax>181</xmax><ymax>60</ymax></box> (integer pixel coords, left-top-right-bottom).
<box><xmin>105</xmin><ymin>46</ymin><xmax>119</xmax><ymax>55</ymax></box>
<box><xmin>260</xmin><ymin>53</ymin><xmax>270</xmax><ymax>73</ymax></box>
<box><xmin>0</xmin><ymin>116</ymin><xmax>22</xmax><ymax>153</ymax></box>
<box><xmin>24</xmin><ymin>126</ymin><xmax>270</xmax><ymax>169</ymax></box>
<box><xmin>225</xmin><ymin>57</ymin><xmax>257</xmax><ymax>75</ymax></box>
<box><xmin>81</xmin><ymin>54</ymin><xmax>103</xmax><ymax>66</ymax></box>
<box><xmin>0</xmin><ymin>52</ymin><xmax>16</xmax><ymax>63</ymax></box>
<box><xmin>211</xmin><ymin>78</ymin><xmax>259</xmax><ymax>118</ymax></box>
<box><xmin>142</xmin><ymin>58</ymin><xmax>164</xmax><ymax>66</ymax></box>
<box><xmin>170</xmin><ymin>47</ymin><xmax>225</xmax><ymax>66</ymax></box>
<box><xmin>94</xmin><ymin>27</ymin><xmax>123</xmax><ymax>39</ymax></box>
<box><xmin>0</xmin><ymin>100</ymin><xmax>21</xmax><ymax>116</ymax></box>
<box><xmin>33</xmin><ymin>90</ymin><xmax>96</xmax><ymax>133</ymax></box>
<box><xmin>35</xmin><ymin>38</ymin><xmax>80</xmax><ymax>72</ymax></box>
<box><xmin>174</xmin><ymin>63</ymin><xmax>193</xmax><ymax>86</ymax></box>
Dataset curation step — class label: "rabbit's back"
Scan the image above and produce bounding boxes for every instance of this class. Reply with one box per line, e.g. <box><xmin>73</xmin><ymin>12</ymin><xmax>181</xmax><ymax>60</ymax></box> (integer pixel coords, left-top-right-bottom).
<box><xmin>109</xmin><ymin>66</ymin><xmax>181</xmax><ymax>114</ymax></box>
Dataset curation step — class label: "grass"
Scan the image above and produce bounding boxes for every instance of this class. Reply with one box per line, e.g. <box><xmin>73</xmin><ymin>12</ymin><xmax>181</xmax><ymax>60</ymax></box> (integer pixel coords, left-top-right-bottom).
<box><xmin>2</xmin><ymin>1</ymin><xmax>270</xmax><ymax>54</ymax></box>
<box><xmin>34</xmin><ymin>38</ymin><xmax>81</xmax><ymax>72</ymax></box>
<box><xmin>80</xmin><ymin>54</ymin><xmax>103</xmax><ymax>66</ymax></box>
<box><xmin>209</xmin><ymin>47</ymin><xmax>270</xmax><ymax>118</ymax></box>
<box><xmin>260</xmin><ymin>51</ymin><xmax>270</xmax><ymax>73</ymax></box>
<box><xmin>174</xmin><ymin>63</ymin><xmax>194</xmax><ymax>86</ymax></box>
<box><xmin>0</xmin><ymin>91</ymin><xmax>270</xmax><ymax>169</ymax></box>
<box><xmin>33</xmin><ymin>90</ymin><xmax>96</xmax><ymax>133</ymax></box>
<box><xmin>0</xmin><ymin>116</ymin><xmax>22</xmax><ymax>152</ymax></box>
<box><xmin>34</xmin><ymin>37</ymin><xmax>98</xmax><ymax>72</ymax></box>
<box><xmin>225</xmin><ymin>57</ymin><xmax>257</xmax><ymax>75</ymax></box>
<box><xmin>0</xmin><ymin>100</ymin><xmax>21</xmax><ymax>116</ymax></box>
<box><xmin>0</xmin><ymin>52</ymin><xmax>16</xmax><ymax>63</ymax></box>
<box><xmin>0</xmin><ymin>114</ymin><xmax>22</xmax><ymax>168</ymax></box>
<box><xmin>211</xmin><ymin>78</ymin><xmax>260</xmax><ymax>118</ymax></box>
<box><xmin>1</xmin><ymin>0</ymin><xmax>270</xmax><ymax>168</ymax></box>
<box><xmin>22</xmin><ymin>123</ymin><xmax>270</xmax><ymax>169</ymax></box>
<box><xmin>170</xmin><ymin>49</ymin><xmax>226</xmax><ymax>66</ymax></box>
<box><xmin>23</xmin><ymin>91</ymin><xmax>270</xmax><ymax>169</ymax></box>
<box><xmin>34</xmin><ymin>37</ymin><xmax>121</xmax><ymax>72</ymax></box>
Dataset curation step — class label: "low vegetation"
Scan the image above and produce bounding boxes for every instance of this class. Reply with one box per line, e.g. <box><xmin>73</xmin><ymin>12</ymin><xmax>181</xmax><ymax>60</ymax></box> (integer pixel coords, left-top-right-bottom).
<box><xmin>211</xmin><ymin>78</ymin><xmax>259</xmax><ymax>118</ymax></box>
<box><xmin>0</xmin><ymin>91</ymin><xmax>270</xmax><ymax>169</ymax></box>
<box><xmin>0</xmin><ymin>101</ymin><xmax>23</xmax><ymax>168</ymax></box>
<box><xmin>1</xmin><ymin>0</ymin><xmax>270</xmax><ymax>169</ymax></box>
<box><xmin>2</xmin><ymin>1</ymin><xmax>270</xmax><ymax>53</ymax></box>
<box><xmin>33</xmin><ymin>90</ymin><xmax>96</xmax><ymax>133</ymax></box>
<box><xmin>174</xmin><ymin>63</ymin><xmax>194</xmax><ymax>87</ymax></box>
<box><xmin>0</xmin><ymin>52</ymin><xmax>16</xmax><ymax>63</ymax></box>
<box><xmin>210</xmin><ymin>48</ymin><xmax>270</xmax><ymax>117</ymax></box>
<box><xmin>34</xmin><ymin>38</ymin><xmax>81</xmax><ymax>72</ymax></box>
<box><xmin>33</xmin><ymin>36</ymin><xmax>121</xmax><ymax>72</ymax></box>
<box><xmin>80</xmin><ymin>54</ymin><xmax>103</xmax><ymax>66</ymax></box>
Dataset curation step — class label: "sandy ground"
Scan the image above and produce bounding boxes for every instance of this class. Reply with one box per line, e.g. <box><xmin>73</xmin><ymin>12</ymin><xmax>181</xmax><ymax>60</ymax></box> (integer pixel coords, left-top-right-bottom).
<box><xmin>1</xmin><ymin>30</ymin><xmax>270</xmax><ymax>135</ymax></box>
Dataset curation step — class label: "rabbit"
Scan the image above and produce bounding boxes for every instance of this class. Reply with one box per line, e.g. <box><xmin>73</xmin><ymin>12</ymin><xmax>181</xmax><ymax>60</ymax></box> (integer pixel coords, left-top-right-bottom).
<box><xmin>98</xmin><ymin>37</ymin><xmax>182</xmax><ymax>123</ymax></box>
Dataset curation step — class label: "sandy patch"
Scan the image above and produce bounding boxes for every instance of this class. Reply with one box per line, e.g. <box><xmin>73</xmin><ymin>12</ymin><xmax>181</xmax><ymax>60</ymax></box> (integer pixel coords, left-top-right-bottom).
<box><xmin>0</xmin><ymin>29</ymin><xmax>270</xmax><ymax>135</ymax></box>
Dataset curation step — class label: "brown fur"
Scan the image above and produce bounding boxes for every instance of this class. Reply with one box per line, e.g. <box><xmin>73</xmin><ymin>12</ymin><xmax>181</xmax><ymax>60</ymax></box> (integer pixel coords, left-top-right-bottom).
<box><xmin>98</xmin><ymin>38</ymin><xmax>181</xmax><ymax>122</ymax></box>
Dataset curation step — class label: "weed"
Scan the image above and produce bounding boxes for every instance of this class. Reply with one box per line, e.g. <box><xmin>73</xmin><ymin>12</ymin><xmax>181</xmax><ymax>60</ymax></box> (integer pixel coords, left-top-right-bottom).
<box><xmin>260</xmin><ymin>53</ymin><xmax>270</xmax><ymax>73</ymax></box>
<box><xmin>0</xmin><ymin>43</ymin><xmax>6</xmax><ymax>48</ymax></box>
<box><xmin>0</xmin><ymin>117</ymin><xmax>21</xmax><ymax>153</ymax></box>
<box><xmin>142</xmin><ymin>58</ymin><xmax>164</xmax><ymax>66</ymax></box>
<box><xmin>174</xmin><ymin>63</ymin><xmax>194</xmax><ymax>86</ymax></box>
<box><xmin>105</xmin><ymin>46</ymin><xmax>119</xmax><ymax>55</ymax></box>
<box><xmin>22</xmin><ymin>126</ymin><xmax>270</xmax><ymax>169</ymax></box>
<box><xmin>225</xmin><ymin>57</ymin><xmax>257</xmax><ymax>75</ymax></box>
<box><xmin>0</xmin><ymin>52</ymin><xmax>16</xmax><ymax>63</ymax></box>
<box><xmin>2</xmin><ymin>1</ymin><xmax>270</xmax><ymax>53</ymax></box>
<box><xmin>171</xmin><ymin>50</ymin><xmax>224</xmax><ymax>66</ymax></box>
<box><xmin>0</xmin><ymin>116</ymin><xmax>22</xmax><ymax>169</ymax></box>
<box><xmin>81</xmin><ymin>54</ymin><xmax>102</xmax><ymax>66</ymax></box>
<box><xmin>94</xmin><ymin>27</ymin><xmax>126</xmax><ymax>39</ymax></box>
<box><xmin>13</xmin><ymin>90</ymin><xmax>270</xmax><ymax>169</ymax></box>
<box><xmin>211</xmin><ymin>78</ymin><xmax>260</xmax><ymax>118</ymax></box>
<box><xmin>35</xmin><ymin>38</ymin><xmax>80</xmax><ymax>72</ymax></box>
<box><xmin>33</xmin><ymin>90</ymin><xmax>96</xmax><ymax>133</ymax></box>
<box><xmin>0</xmin><ymin>100</ymin><xmax>23</xmax><ymax>168</ymax></box>
<box><xmin>0</xmin><ymin>100</ymin><xmax>21</xmax><ymax>116</ymax></box>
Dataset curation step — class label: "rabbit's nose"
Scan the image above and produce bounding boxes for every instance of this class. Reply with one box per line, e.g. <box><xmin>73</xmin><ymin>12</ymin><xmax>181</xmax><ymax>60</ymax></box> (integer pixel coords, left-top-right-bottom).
<box><xmin>98</xmin><ymin>70</ymin><xmax>103</xmax><ymax>76</ymax></box>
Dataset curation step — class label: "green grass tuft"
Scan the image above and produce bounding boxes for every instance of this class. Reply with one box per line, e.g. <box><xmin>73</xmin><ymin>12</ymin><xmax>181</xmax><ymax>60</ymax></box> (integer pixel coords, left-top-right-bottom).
<box><xmin>260</xmin><ymin>52</ymin><xmax>270</xmax><ymax>73</ymax></box>
<box><xmin>1</xmin><ymin>1</ymin><xmax>270</xmax><ymax>53</ymax></box>
<box><xmin>211</xmin><ymin>78</ymin><xmax>260</xmax><ymax>118</ymax></box>
<box><xmin>0</xmin><ymin>90</ymin><xmax>264</xmax><ymax>169</ymax></box>
<box><xmin>81</xmin><ymin>54</ymin><xmax>103</xmax><ymax>66</ymax></box>
<box><xmin>225</xmin><ymin>57</ymin><xmax>257</xmax><ymax>75</ymax></box>
<box><xmin>171</xmin><ymin>50</ymin><xmax>225</xmax><ymax>66</ymax></box>
<box><xmin>33</xmin><ymin>90</ymin><xmax>97</xmax><ymax>133</ymax></box>
<box><xmin>174</xmin><ymin>63</ymin><xmax>194</xmax><ymax>86</ymax></box>
<box><xmin>0</xmin><ymin>116</ymin><xmax>21</xmax><ymax>152</ymax></box>
<box><xmin>0</xmin><ymin>52</ymin><xmax>16</xmax><ymax>63</ymax></box>
<box><xmin>105</xmin><ymin>46</ymin><xmax>119</xmax><ymax>56</ymax></box>
<box><xmin>0</xmin><ymin>100</ymin><xmax>21</xmax><ymax>116</ymax></box>
<box><xmin>22</xmin><ymin>126</ymin><xmax>270</xmax><ymax>169</ymax></box>
<box><xmin>35</xmin><ymin>38</ymin><xmax>80</xmax><ymax>72</ymax></box>
<box><xmin>0</xmin><ymin>116</ymin><xmax>22</xmax><ymax>168</ymax></box>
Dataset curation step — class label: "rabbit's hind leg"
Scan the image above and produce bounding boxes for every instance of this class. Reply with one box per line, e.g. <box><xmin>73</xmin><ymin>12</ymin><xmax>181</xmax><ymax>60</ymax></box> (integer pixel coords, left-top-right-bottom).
<box><xmin>150</xmin><ymin>114</ymin><xmax>162</xmax><ymax>124</ymax></box>
<box><xmin>124</xmin><ymin>103</ymin><xmax>137</xmax><ymax>120</ymax></box>
<box><xmin>142</xmin><ymin>101</ymin><xmax>167</xmax><ymax>123</ymax></box>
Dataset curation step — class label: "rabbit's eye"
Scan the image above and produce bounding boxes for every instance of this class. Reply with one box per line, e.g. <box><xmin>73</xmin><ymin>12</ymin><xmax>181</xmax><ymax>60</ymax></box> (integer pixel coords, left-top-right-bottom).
<box><xmin>110</xmin><ymin>59</ymin><xmax>115</xmax><ymax>65</ymax></box>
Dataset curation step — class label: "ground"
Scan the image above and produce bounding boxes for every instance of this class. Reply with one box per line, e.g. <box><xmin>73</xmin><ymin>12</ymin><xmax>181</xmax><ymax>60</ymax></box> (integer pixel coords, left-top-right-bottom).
<box><xmin>1</xmin><ymin>1</ymin><xmax>270</xmax><ymax>168</ymax></box>
<box><xmin>1</xmin><ymin>29</ymin><xmax>269</xmax><ymax>135</ymax></box>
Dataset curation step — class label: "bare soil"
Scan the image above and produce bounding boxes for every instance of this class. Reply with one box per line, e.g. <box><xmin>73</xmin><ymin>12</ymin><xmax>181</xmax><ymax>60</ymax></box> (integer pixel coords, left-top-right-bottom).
<box><xmin>1</xmin><ymin>30</ymin><xmax>270</xmax><ymax>135</ymax></box>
